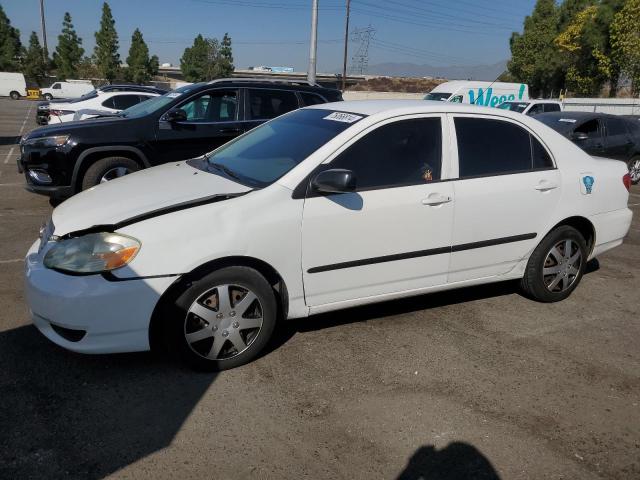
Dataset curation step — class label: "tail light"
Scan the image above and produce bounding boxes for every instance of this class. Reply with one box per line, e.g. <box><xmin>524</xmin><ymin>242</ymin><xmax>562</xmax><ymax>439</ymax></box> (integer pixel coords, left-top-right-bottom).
<box><xmin>623</xmin><ymin>173</ymin><xmax>631</xmax><ymax>192</ymax></box>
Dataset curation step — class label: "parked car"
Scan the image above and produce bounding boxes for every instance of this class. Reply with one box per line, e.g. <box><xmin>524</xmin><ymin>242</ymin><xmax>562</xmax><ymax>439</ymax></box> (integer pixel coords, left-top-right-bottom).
<box><xmin>39</xmin><ymin>80</ymin><xmax>94</xmax><ymax>101</ymax></box>
<box><xmin>498</xmin><ymin>99</ymin><xmax>562</xmax><ymax>116</ymax></box>
<box><xmin>536</xmin><ymin>111</ymin><xmax>640</xmax><ymax>184</ymax></box>
<box><xmin>36</xmin><ymin>84</ymin><xmax>168</xmax><ymax>125</ymax></box>
<box><xmin>424</xmin><ymin>80</ymin><xmax>529</xmax><ymax>106</ymax></box>
<box><xmin>0</xmin><ymin>72</ymin><xmax>27</xmax><ymax>99</ymax></box>
<box><xmin>47</xmin><ymin>91</ymin><xmax>160</xmax><ymax>124</ymax></box>
<box><xmin>25</xmin><ymin>100</ymin><xmax>632</xmax><ymax>370</ymax></box>
<box><xmin>19</xmin><ymin>79</ymin><xmax>343</xmax><ymax>201</ymax></box>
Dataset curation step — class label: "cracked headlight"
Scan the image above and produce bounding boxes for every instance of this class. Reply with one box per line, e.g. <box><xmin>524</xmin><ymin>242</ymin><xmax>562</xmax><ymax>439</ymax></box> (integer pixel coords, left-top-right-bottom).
<box><xmin>44</xmin><ymin>233</ymin><xmax>141</xmax><ymax>274</ymax></box>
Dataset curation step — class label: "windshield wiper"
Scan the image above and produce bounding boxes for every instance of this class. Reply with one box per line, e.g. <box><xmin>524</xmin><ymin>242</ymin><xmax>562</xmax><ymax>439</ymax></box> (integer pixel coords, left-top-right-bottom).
<box><xmin>209</xmin><ymin>162</ymin><xmax>240</xmax><ymax>181</ymax></box>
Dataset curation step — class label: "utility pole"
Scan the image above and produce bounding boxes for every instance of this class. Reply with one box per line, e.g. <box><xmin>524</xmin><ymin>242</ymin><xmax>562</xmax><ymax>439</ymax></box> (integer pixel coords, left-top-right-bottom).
<box><xmin>39</xmin><ymin>0</ymin><xmax>48</xmax><ymax>59</ymax></box>
<box><xmin>342</xmin><ymin>0</ymin><xmax>350</xmax><ymax>91</ymax></box>
<box><xmin>308</xmin><ymin>0</ymin><xmax>318</xmax><ymax>85</ymax></box>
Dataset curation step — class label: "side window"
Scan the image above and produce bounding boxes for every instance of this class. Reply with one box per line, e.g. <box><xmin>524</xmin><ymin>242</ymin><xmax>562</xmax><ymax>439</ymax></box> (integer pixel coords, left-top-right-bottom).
<box><xmin>178</xmin><ymin>90</ymin><xmax>238</xmax><ymax>122</ymax></box>
<box><xmin>605</xmin><ymin>117</ymin><xmax>629</xmax><ymax>136</ymax></box>
<box><xmin>329</xmin><ymin>118</ymin><xmax>442</xmax><ymax>190</ymax></box>
<box><xmin>455</xmin><ymin>117</ymin><xmax>543</xmax><ymax>177</ymax></box>
<box><xmin>544</xmin><ymin>103</ymin><xmax>561</xmax><ymax>113</ymax></box>
<box><xmin>52</xmin><ymin>83</ymin><xmax>61</xmax><ymax>90</ymax></box>
<box><xmin>111</xmin><ymin>94</ymin><xmax>143</xmax><ymax>110</ymax></box>
<box><xmin>300</xmin><ymin>92</ymin><xmax>325</xmax><ymax>106</ymax></box>
<box><xmin>450</xmin><ymin>95</ymin><xmax>463</xmax><ymax>103</ymax></box>
<box><xmin>527</xmin><ymin>104</ymin><xmax>544</xmax><ymax>116</ymax></box>
<box><xmin>247</xmin><ymin>89</ymin><xmax>299</xmax><ymax>120</ymax></box>
<box><xmin>101</xmin><ymin>97</ymin><xmax>116</xmax><ymax>109</ymax></box>
<box><xmin>575</xmin><ymin>119</ymin><xmax>600</xmax><ymax>139</ymax></box>
<box><xmin>532</xmin><ymin>136</ymin><xmax>554</xmax><ymax>169</ymax></box>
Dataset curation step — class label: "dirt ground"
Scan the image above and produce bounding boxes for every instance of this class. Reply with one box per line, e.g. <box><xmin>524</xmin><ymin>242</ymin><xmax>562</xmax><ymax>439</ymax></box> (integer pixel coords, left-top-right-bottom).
<box><xmin>0</xmin><ymin>98</ymin><xmax>638</xmax><ymax>480</ymax></box>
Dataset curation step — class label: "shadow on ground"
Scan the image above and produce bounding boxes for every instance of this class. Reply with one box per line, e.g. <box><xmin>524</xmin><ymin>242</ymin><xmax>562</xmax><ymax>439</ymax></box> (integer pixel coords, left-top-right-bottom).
<box><xmin>0</xmin><ymin>325</ymin><xmax>217</xmax><ymax>479</ymax></box>
<box><xmin>0</xmin><ymin>135</ymin><xmax>20</xmax><ymax>145</ymax></box>
<box><xmin>397</xmin><ymin>443</ymin><xmax>501</xmax><ymax>480</ymax></box>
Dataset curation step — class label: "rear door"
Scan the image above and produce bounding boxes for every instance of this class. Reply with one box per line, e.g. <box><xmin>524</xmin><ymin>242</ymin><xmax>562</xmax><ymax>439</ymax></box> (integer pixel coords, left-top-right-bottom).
<box><xmin>603</xmin><ymin>116</ymin><xmax>634</xmax><ymax>160</ymax></box>
<box><xmin>448</xmin><ymin>114</ymin><xmax>561</xmax><ymax>282</ymax></box>
<box><xmin>151</xmin><ymin>88</ymin><xmax>242</xmax><ymax>164</ymax></box>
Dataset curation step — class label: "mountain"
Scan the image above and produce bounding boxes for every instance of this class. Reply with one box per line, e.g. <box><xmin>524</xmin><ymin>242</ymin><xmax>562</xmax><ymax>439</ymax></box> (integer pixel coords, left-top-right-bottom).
<box><xmin>363</xmin><ymin>60</ymin><xmax>508</xmax><ymax>81</ymax></box>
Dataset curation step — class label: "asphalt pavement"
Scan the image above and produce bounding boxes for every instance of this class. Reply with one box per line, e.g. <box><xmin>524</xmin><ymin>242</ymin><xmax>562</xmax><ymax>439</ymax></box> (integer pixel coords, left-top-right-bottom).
<box><xmin>0</xmin><ymin>97</ymin><xmax>639</xmax><ymax>480</ymax></box>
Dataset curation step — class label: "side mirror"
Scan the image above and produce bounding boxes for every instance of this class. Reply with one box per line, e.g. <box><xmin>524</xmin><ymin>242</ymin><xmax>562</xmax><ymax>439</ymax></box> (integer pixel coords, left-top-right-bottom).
<box><xmin>572</xmin><ymin>131</ymin><xmax>589</xmax><ymax>141</ymax></box>
<box><xmin>163</xmin><ymin>108</ymin><xmax>187</xmax><ymax>122</ymax></box>
<box><xmin>312</xmin><ymin>169</ymin><xmax>356</xmax><ymax>194</ymax></box>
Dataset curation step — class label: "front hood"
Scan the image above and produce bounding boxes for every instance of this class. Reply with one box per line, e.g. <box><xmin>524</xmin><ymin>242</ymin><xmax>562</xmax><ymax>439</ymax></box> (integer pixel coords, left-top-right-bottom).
<box><xmin>52</xmin><ymin>161</ymin><xmax>251</xmax><ymax>236</ymax></box>
<box><xmin>24</xmin><ymin>116</ymin><xmax>129</xmax><ymax>140</ymax></box>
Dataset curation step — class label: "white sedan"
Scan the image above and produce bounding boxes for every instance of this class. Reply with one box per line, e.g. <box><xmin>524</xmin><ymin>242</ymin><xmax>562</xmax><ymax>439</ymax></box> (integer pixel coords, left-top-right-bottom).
<box><xmin>48</xmin><ymin>91</ymin><xmax>159</xmax><ymax>123</ymax></box>
<box><xmin>25</xmin><ymin>100</ymin><xmax>633</xmax><ymax>370</ymax></box>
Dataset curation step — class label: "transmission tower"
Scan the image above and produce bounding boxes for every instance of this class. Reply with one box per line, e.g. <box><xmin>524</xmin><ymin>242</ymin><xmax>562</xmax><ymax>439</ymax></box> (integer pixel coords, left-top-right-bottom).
<box><xmin>351</xmin><ymin>25</ymin><xmax>375</xmax><ymax>75</ymax></box>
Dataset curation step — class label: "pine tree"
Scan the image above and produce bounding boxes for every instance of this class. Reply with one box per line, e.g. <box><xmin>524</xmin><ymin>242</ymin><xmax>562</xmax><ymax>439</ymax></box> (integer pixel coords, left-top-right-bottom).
<box><xmin>54</xmin><ymin>12</ymin><xmax>84</xmax><ymax>80</ymax></box>
<box><xmin>220</xmin><ymin>32</ymin><xmax>234</xmax><ymax>75</ymax></box>
<box><xmin>125</xmin><ymin>28</ymin><xmax>154</xmax><ymax>84</ymax></box>
<box><xmin>94</xmin><ymin>2</ymin><xmax>120</xmax><ymax>82</ymax></box>
<box><xmin>0</xmin><ymin>4</ymin><xmax>22</xmax><ymax>71</ymax></box>
<box><xmin>23</xmin><ymin>31</ymin><xmax>47</xmax><ymax>84</ymax></box>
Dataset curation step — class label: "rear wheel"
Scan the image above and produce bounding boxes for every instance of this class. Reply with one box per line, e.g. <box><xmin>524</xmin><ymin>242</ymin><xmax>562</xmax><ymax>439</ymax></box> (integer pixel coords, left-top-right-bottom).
<box><xmin>165</xmin><ymin>267</ymin><xmax>278</xmax><ymax>371</ymax></box>
<box><xmin>10</xmin><ymin>91</ymin><xmax>20</xmax><ymax>100</ymax></box>
<box><xmin>628</xmin><ymin>156</ymin><xmax>640</xmax><ymax>185</ymax></box>
<box><xmin>81</xmin><ymin>156</ymin><xmax>140</xmax><ymax>190</ymax></box>
<box><xmin>521</xmin><ymin>226</ymin><xmax>587</xmax><ymax>302</ymax></box>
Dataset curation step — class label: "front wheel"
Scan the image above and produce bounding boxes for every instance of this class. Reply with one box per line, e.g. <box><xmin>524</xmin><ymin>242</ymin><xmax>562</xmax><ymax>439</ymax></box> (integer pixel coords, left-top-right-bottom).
<box><xmin>81</xmin><ymin>156</ymin><xmax>140</xmax><ymax>190</ymax></box>
<box><xmin>43</xmin><ymin>93</ymin><xmax>53</xmax><ymax>101</ymax></box>
<box><xmin>521</xmin><ymin>226</ymin><xmax>587</xmax><ymax>302</ymax></box>
<box><xmin>166</xmin><ymin>267</ymin><xmax>278</xmax><ymax>371</ymax></box>
<box><xmin>628</xmin><ymin>156</ymin><xmax>640</xmax><ymax>185</ymax></box>
<box><xmin>10</xmin><ymin>91</ymin><xmax>20</xmax><ymax>100</ymax></box>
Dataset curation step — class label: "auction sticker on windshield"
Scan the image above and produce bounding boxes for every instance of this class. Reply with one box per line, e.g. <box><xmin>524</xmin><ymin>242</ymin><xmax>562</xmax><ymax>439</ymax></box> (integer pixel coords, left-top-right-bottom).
<box><xmin>324</xmin><ymin>112</ymin><xmax>363</xmax><ymax>123</ymax></box>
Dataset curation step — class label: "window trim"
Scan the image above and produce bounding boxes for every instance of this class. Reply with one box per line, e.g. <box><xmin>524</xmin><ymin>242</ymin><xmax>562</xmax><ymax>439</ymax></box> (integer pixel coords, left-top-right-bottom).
<box><xmin>294</xmin><ymin>113</ymin><xmax>450</xmax><ymax>199</ymax></box>
<box><xmin>447</xmin><ymin>113</ymin><xmax>557</xmax><ymax>180</ymax></box>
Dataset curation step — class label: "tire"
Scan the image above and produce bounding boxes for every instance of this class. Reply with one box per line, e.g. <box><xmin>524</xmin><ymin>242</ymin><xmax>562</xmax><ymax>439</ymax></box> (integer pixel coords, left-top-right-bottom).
<box><xmin>81</xmin><ymin>156</ymin><xmax>140</xmax><ymax>190</ymax></box>
<box><xmin>10</xmin><ymin>91</ymin><xmax>20</xmax><ymax>100</ymax></box>
<box><xmin>43</xmin><ymin>93</ymin><xmax>53</xmax><ymax>101</ymax></box>
<box><xmin>628</xmin><ymin>156</ymin><xmax>640</xmax><ymax>185</ymax></box>
<box><xmin>521</xmin><ymin>225</ymin><xmax>588</xmax><ymax>302</ymax></box>
<box><xmin>164</xmin><ymin>267</ymin><xmax>278</xmax><ymax>371</ymax></box>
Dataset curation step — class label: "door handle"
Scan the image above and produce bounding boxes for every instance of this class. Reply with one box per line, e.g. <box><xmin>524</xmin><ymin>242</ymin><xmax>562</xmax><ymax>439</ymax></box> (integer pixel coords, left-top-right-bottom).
<box><xmin>534</xmin><ymin>182</ymin><xmax>559</xmax><ymax>191</ymax></box>
<box><xmin>220</xmin><ymin>127</ymin><xmax>241</xmax><ymax>134</ymax></box>
<box><xmin>422</xmin><ymin>194</ymin><xmax>452</xmax><ymax>206</ymax></box>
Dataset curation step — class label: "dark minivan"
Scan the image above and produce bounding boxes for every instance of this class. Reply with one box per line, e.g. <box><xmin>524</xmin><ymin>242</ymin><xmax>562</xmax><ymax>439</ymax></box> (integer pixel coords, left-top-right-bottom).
<box><xmin>19</xmin><ymin>79</ymin><xmax>343</xmax><ymax>201</ymax></box>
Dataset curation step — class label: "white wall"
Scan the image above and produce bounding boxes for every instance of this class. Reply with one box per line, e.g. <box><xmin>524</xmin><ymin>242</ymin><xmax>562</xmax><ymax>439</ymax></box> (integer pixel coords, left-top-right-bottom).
<box><xmin>562</xmin><ymin>98</ymin><xmax>640</xmax><ymax>115</ymax></box>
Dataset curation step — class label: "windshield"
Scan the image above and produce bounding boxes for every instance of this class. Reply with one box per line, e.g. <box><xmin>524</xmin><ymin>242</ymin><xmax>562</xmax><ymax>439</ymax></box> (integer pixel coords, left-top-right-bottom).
<box><xmin>424</xmin><ymin>92</ymin><xmax>451</xmax><ymax>101</ymax></box>
<box><xmin>120</xmin><ymin>84</ymin><xmax>198</xmax><ymax>118</ymax></box>
<box><xmin>205</xmin><ymin>109</ymin><xmax>364</xmax><ymax>188</ymax></box>
<box><xmin>498</xmin><ymin>101</ymin><xmax>529</xmax><ymax>113</ymax></box>
<box><xmin>535</xmin><ymin>114</ymin><xmax>580</xmax><ymax>134</ymax></box>
<box><xmin>71</xmin><ymin>90</ymin><xmax>98</xmax><ymax>103</ymax></box>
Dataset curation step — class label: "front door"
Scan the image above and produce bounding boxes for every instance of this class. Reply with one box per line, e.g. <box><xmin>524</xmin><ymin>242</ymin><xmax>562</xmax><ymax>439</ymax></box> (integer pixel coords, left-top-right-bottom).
<box><xmin>301</xmin><ymin>116</ymin><xmax>455</xmax><ymax>307</ymax></box>
<box><xmin>152</xmin><ymin>88</ymin><xmax>242</xmax><ymax>164</ymax></box>
<box><xmin>448</xmin><ymin>115</ymin><xmax>562</xmax><ymax>282</ymax></box>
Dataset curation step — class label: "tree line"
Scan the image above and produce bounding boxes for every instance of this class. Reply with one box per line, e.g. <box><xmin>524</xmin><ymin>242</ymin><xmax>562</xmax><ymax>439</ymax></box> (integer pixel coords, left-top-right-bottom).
<box><xmin>0</xmin><ymin>2</ymin><xmax>233</xmax><ymax>85</ymax></box>
<box><xmin>507</xmin><ymin>0</ymin><xmax>640</xmax><ymax>97</ymax></box>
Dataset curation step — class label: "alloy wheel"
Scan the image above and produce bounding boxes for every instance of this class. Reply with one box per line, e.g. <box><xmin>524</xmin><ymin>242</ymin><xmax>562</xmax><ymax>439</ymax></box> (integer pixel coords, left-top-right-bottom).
<box><xmin>100</xmin><ymin>166</ymin><xmax>132</xmax><ymax>183</ymax></box>
<box><xmin>629</xmin><ymin>158</ymin><xmax>640</xmax><ymax>184</ymax></box>
<box><xmin>542</xmin><ymin>239</ymin><xmax>582</xmax><ymax>293</ymax></box>
<box><xmin>184</xmin><ymin>284</ymin><xmax>264</xmax><ymax>360</ymax></box>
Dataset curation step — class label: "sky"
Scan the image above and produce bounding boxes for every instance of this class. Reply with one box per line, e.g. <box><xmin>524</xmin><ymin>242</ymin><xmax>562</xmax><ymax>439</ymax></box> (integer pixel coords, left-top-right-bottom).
<box><xmin>2</xmin><ymin>0</ymin><xmax>537</xmax><ymax>72</ymax></box>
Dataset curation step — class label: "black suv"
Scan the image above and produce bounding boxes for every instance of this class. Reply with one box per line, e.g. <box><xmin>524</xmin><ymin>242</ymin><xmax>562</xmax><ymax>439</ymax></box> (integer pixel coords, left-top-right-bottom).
<box><xmin>36</xmin><ymin>84</ymin><xmax>169</xmax><ymax>125</ymax></box>
<box><xmin>20</xmin><ymin>79</ymin><xmax>342</xmax><ymax>200</ymax></box>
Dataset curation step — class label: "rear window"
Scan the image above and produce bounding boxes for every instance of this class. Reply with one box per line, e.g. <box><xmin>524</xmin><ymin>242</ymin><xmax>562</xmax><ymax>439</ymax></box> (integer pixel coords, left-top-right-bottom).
<box><xmin>605</xmin><ymin>117</ymin><xmax>629</xmax><ymax>136</ymax></box>
<box><xmin>455</xmin><ymin>117</ymin><xmax>553</xmax><ymax>178</ymax></box>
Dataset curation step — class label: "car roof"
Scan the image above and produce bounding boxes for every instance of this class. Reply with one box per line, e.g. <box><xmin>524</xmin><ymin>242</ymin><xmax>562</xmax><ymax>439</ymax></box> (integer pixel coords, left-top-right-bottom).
<box><xmin>307</xmin><ymin>99</ymin><xmax>524</xmax><ymax>117</ymax></box>
<box><xmin>195</xmin><ymin>78</ymin><xmax>341</xmax><ymax>94</ymax></box>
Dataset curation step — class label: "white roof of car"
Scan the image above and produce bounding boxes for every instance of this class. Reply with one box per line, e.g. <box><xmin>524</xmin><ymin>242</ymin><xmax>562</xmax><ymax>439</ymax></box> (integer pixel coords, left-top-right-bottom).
<box><xmin>309</xmin><ymin>99</ymin><xmax>517</xmax><ymax>118</ymax></box>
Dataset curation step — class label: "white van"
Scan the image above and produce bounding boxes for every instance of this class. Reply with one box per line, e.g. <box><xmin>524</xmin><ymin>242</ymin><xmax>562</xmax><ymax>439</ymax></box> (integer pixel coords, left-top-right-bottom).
<box><xmin>40</xmin><ymin>80</ymin><xmax>94</xmax><ymax>100</ymax></box>
<box><xmin>425</xmin><ymin>81</ymin><xmax>529</xmax><ymax>107</ymax></box>
<box><xmin>0</xmin><ymin>72</ymin><xmax>28</xmax><ymax>99</ymax></box>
